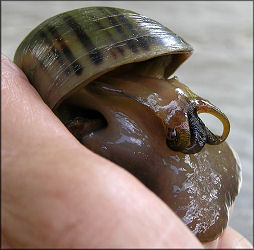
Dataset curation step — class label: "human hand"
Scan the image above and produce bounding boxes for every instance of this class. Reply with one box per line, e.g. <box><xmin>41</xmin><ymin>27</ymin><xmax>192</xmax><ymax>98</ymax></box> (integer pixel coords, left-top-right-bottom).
<box><xmin>1</xmin><ymin>54</ymin><xmax>252</xmax><ymax>248</ymax></box>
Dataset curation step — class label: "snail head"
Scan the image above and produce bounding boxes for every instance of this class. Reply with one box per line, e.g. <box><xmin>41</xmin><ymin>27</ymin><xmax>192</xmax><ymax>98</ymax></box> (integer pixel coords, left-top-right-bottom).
<box><xmin>57</xmin><ymin>73</ymin><xmax>230</xmax><ymax>155</ymax></box>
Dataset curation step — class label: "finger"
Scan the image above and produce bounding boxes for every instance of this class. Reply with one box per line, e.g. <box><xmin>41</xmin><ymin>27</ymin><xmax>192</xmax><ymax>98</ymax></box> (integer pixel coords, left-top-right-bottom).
<box><xmin>1</xmin><ymin>54</ymin><xmax>80</xmax><ymax>150</ymax></box>
<box><xmin>217</xmin><ymin>227</ymin><xmax>253</xmax><ymax>248</ymax></box>
<box><xmin>2</xmin><ymin>54</ymin><xmax>203</xmax><ymax>248</ymax></box>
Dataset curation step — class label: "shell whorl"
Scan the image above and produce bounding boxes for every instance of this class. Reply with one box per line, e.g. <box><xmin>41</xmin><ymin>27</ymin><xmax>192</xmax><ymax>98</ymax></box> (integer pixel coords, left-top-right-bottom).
<box><xmin>14</xmin><ymin>6</ymin><xmax>193</xmax><ymax>109</ymax></box>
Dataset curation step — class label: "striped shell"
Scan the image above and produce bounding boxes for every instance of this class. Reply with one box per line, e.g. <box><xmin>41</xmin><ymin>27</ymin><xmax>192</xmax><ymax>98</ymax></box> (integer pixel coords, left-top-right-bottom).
<box><xmin>14</xmin><ymin>6</ymin><xmax>193</xmax><ymax>109</ymax></box>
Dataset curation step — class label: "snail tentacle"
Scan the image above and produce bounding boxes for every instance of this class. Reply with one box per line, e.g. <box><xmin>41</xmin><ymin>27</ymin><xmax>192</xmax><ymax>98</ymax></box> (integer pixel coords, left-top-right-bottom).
<box><xmin>195</xmin><ymin>99</ymin><xmax>230</xmax><ymax>144</ymax></box>
<box><xmin>183</xmin><ymin>104</ymin><xmax>207</xmax><ymax>154</ymax></box>
<box><xmin>166</xmin><ymin>99</ymin><xmax>230</xmax><ymax>154</ymax></box>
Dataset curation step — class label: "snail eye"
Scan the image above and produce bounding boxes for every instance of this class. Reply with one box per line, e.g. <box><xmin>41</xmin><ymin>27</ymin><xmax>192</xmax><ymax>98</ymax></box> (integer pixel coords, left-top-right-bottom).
<box><xmin>56</xmin><ymin>103</ymin><xmax>107</xmax><ymax>141</ymax></box>
<box><xmin>166</xmin><ymin>127</ymin><xmax>191</xmax><ymax>152</ymax></box>
<box><xmin>166</xmin><ymin>128</ymin><xmax>179</xmax><ymax>146</ymax></box>
<box><xmin>167</xmin><ymin>128</ymin><xmax>177</xmax><ymax>141</ymax></box>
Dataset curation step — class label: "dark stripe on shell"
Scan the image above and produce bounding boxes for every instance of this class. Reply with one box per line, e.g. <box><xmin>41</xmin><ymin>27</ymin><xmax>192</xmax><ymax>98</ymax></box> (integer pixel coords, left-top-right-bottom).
<box><xmin>96</xmin><ymin>8</ymin><xmax>125</xmax><ymax>56</ymax></box>
<box><xmin>106</xmin><ymin>12</ymin><xmax>125</xmax><ymax>34</ymax></box>
<box><xmin>108</xmin><ymin>8</ymin><xmax>150</xmax><ymax>52</ymax></box>
<box><xmin>63</xmin><ymin>15</ymin><xmax>104</xmax><ymax>65</ymax></box>
<box><xmin>116</xmin><ymin>12</ymin><xmax>150</xmax><ymax>51</ymax></box>
<box><xmin>38</xmin><ymin>30</ymin><xmax>72</xmax><ymax>75</ymax></box>
<box><xmin>137</xmin><ymin>36</ymin><xmax>150</xmax><ymax>50</ymax></box>
<box><xmin>101</xmin><ymin>8</ymin><xmax>135</xmax><ymax>52</ymax></box>
<box><xmin>47</xmin><ymin>25</ymin><xmax>83</xmax><ymax>75</ymax></box>
<box><xmin>95</xmin><ymin>21</ymin><xmax>117</xmax><ymax>59</ymax></box>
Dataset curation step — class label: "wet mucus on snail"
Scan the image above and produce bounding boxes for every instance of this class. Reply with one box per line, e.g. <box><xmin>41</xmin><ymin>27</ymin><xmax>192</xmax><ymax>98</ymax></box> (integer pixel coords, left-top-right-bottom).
<box><xmin>14</xmin><ymin>6</ymin><xmax>241</xmax><ymax>242</ymax></box>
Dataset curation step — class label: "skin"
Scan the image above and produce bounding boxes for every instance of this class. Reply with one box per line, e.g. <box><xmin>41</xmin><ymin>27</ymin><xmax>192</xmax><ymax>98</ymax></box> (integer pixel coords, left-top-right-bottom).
<box><xmin>1</xmin><ymin>54</ymin><xmax>253</xmax><ymax>248</ymax></box>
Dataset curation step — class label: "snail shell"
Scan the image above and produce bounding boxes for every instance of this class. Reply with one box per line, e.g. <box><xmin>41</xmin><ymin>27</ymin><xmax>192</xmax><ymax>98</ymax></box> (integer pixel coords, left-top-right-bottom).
<box><xmin>14</xmin><ymin>7</ymin><xmax>241</xmax><ymax>242</ymax></box>
<box><xmin>14</xmin><ymin>6</ymin><xmax>192</xmax><ymax>109</ymax></box>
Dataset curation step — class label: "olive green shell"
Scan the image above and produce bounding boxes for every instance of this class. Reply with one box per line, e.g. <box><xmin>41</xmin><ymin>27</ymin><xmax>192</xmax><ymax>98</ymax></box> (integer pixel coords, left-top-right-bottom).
<box><xmin>14</xmin><ymin>6</ymin><xmax>193</xmax><ymax>109</ymax></box>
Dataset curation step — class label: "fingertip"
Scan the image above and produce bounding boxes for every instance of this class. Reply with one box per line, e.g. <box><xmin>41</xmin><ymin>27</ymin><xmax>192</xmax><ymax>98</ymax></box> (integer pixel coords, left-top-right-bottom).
<box><xmin>1</xmin><ymin>54</ymin><xmax>27</xmax><ymax>81</ymax></box>
<box><xmin>1</xmin><ymin>53</ymin><xmax>42</xmax><ymax>105</ymax></box>
<box><xmin>2</xmin><ymin>53</ymin><xmax>11</xmax><ymax>65</ymax></box>
<box><xmin>2</xmin><ymin>54</ymin><xmax>12</xmax><ymax>65</ymax></box>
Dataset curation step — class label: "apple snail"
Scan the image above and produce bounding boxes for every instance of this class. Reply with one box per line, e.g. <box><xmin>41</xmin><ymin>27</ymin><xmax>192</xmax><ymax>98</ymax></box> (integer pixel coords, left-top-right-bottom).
<box><xmin>14</xmin><ymin>6</ymin><xmax>242</xmax><ymax>242</ymax></box>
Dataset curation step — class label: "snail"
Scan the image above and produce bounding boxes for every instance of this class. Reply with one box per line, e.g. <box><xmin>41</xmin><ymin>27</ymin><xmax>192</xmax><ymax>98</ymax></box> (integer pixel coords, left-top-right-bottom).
<box><xmin>14</xmin><ymin>6</ymin><xmax>241</xmax><ymax>242</ymax></box>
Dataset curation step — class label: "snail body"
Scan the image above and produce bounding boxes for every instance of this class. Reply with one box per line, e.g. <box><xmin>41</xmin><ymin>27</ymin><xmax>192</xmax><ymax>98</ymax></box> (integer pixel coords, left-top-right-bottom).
<box><xmin>14</xmin><ymin>7</ymin><xmax>241</xmax><ymax>242</ymax></box>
